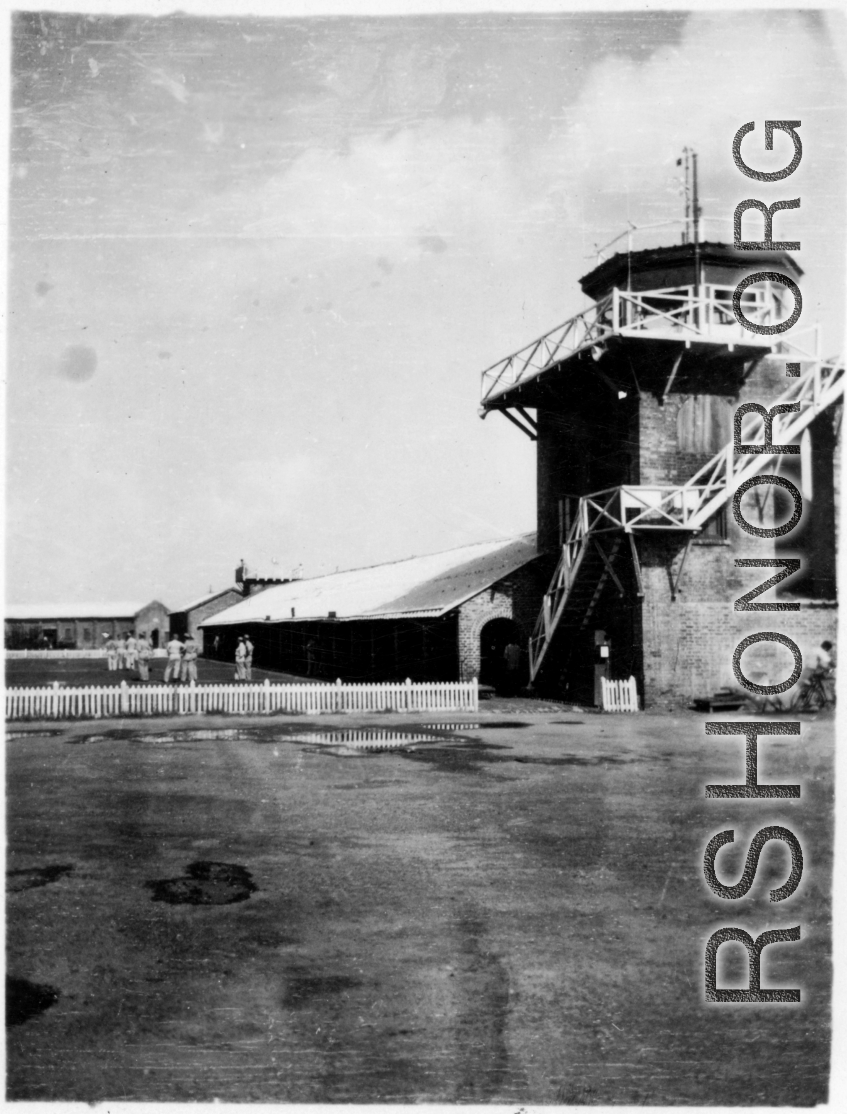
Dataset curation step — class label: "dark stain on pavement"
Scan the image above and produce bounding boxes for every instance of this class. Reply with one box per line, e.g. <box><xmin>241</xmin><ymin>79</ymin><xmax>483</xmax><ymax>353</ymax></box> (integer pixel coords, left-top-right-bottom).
<box><xmin>510</xmin><ymin>754</ymin><xmax>629</xmax><ymax>766</ymax></box>
<box><xmin>282</xmin><ymin>970</ymin><xmax>362</xmax><ymax>1009</ymax></box>
<box><xmin>550</xmin><ymin>720</ymin><xmax>587</xmax><ymax>725</ymax></box>
<box><xmin>7</xmin><ymin>863</ymin><xmax>74</xmax><ymax>893</ymax></box>
<box><xmin>452</xmin><ymin>911</ymin><xmax>518</xmax><ymax>1100</ymax></box>
<box><xmin>145</xmin><ymin>860</ymin><xmax>257</xmax><ymax>905</ymax></box>
<box><xmin>399</xmin><ymin>739</ymin><xmax>626</xmax><ymax>773</ymax></box>
<box><xmin>398</xmin><ymin>739</ymin><xmax>513</xmax><ymax>773</ymax></box>
<box><xmin>6</xmin><ymin>976</ymin><xmax>59</xmax><ymax>1026</ymax></box>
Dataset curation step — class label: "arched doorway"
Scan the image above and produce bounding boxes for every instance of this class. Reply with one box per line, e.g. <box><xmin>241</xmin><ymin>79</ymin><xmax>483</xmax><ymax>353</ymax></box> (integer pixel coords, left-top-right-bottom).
<box><xmin>479</xmin><ymin>618</ymin><xmax>523</xmax><ymax>693</ymax></box>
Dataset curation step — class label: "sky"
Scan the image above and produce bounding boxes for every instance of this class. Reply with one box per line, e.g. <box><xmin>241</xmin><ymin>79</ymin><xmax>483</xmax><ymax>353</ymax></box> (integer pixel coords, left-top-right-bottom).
<box><xmin>6</xmin><ymin>4</ymin><xmax>846</xmax><ymax>608</ymax></box>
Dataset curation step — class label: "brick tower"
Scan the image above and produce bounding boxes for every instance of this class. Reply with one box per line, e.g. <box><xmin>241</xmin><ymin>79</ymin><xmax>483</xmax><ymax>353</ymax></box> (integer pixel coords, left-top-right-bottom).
<box><xmin>479</xmin><ymin>238</ymin><xmax>843</xmax><ymax>706</ymax></box>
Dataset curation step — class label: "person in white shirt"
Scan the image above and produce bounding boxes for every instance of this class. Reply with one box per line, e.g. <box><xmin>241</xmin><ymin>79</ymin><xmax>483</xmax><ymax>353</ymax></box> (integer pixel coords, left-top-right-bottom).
<box><xmin>182</xmin><ymin>634</ymin><xmax>199</xmax><ymax>684</ymax></box>
<box><xmin>235</xmin><ymin>636</ymin><xmax>247</xmax><ymax>681</ymax></box>
<box><xmin>243</xmin><ymin>635</ymin><xmax>254</xmax><ymax>681</ymax></box>
<box><xmin>817</xmin><ymin>640</ymin><xmax>836</xmax><ymax>674</ymax></box>
<box><xmin>136</xmin><ymin>632</ymin><xmax>152</xmax><ymax>682</ymax></box>
<box><xmin>104</xmin><ymin>634</ymin><xmax>118</xmax><ymax>671</ymax></box>
<box><xmin>164</xmin><ymin>635</ymin><xmax>184</xmax><ymax>683</ymax></box>
<box><xmin>125</xmin><ymin>632</ymin><xmax>138</xmax><ymax>671</ymax></box>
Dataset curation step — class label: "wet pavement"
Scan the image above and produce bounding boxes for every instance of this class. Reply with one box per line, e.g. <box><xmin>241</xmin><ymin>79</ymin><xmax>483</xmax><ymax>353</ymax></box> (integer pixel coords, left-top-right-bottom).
<box><xmin>6</xmin><ymin>709</ymin><xmax>833</xmax><ymax>1103</ymax></box>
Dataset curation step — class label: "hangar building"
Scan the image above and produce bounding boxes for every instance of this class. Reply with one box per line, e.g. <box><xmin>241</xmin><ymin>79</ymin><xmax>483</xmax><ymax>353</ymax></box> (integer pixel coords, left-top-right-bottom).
<box><xmin>201</xmin><ymin>535</ymin><xmax>546</xmax><ymax>685</ymax></box>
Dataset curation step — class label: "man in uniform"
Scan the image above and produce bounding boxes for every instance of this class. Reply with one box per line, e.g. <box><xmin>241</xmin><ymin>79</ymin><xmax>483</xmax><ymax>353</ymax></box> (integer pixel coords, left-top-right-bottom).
<box><xmin>503</xmin><ymin>641</ymin><xmax>523</xmax><ymax>696</ymax></box>
<box><xmin>182</xmin><ymin>633</ymin><xmax>199</xmax><ymax>684</ymax></box>
<box><xmin>164</xmin><ymin>633</ymin><xmax>184</xmax><ymax>683</ymax></box>
<box><xmin>104</xmin><ymin>633</ymin><xmax>118</xmax><ymax>671</ymax></box>
<box><xmin>125</xmin><ymin>631</ymin><xmax>138</xmax><ymax>671</ymax></box>
<box><xmin>243</xmin><ymin>634</ymin><xmax>254</xmax><ymax>681</ymax></box>
<box><xmin>137</xmin><ymin>631</ymin><xmax>152</xmax><ymax>682</ymax></box>
<box><xmin>235</xmin><ymin>636</ymin><xmax>247</xmax><ymax>681</ymax></box>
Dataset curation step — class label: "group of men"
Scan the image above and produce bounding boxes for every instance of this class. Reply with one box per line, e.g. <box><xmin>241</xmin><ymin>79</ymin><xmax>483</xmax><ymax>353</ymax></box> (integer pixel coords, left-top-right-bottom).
<box><xmin>235</xmin><ymin>635</ymin><xmax>254</xmax><ymax>681</ymax></box>
<box><xmin>102</xmin><ymin>629</ymin><xmax>255</xmax><ymax>684</ymax></box>
<box><xmin>102</xmin><ymin>631</ymin><xmax>154</xmax><ymax>681</ymax></box>
<box><xmin>164</xmin><ymin>633</ymin><xmax>200</xmax><ymax>683</ymax></box>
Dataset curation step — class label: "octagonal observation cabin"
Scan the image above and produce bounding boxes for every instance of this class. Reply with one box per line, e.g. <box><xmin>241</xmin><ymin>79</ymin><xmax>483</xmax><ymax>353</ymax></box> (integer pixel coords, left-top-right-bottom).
<box><xmin>480</xmin><ymin>237</ymin><xmax>811</xmax><ymax>417</ymax></box>
<box><xmin>478</xmin><ymin>234</ymin><xmax>824</xmax><ymax>552</ymax></box>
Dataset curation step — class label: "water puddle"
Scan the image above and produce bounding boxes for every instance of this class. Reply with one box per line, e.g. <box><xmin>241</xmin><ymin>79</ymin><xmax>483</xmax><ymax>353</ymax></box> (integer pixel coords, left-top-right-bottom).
<box><xmin>7</xmin><ymin>863</ymin><xmax>74</xmax><ymax>893</ymax></box>
<box><xmin>6</xmin><ymin>976</ymin><xmax>59</xmax><ymax>1026</ymax></box>
<box><xmin>5</xmin><ymin>729</ymin><xmax>64</xmax><ymax>740</ymax></box>
<box><xmin>419</xmin><ymin>721</ymin><xmax>530</xmax><ymax>731</ymax></box>
<box><xmin>145</xmin><ymin>860</ymin><xmax>257</xmax><ymax>905</ymax></box>
<box><xmin>137</xmin><ymin>728</ymin><xmax>260</xmax><ymax>743</ymax></box>
<box><xmin>293</xmin><ymin>729</ymin><xmax>442</xmax><ymax>752</ymax></box>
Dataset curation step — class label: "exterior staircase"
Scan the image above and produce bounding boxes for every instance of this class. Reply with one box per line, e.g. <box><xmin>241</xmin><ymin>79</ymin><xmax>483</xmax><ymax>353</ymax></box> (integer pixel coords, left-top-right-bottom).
<box><xmin>528</xmin><ymin>355</ymin><xmax>844</xmax><ymax>684</ymax></box>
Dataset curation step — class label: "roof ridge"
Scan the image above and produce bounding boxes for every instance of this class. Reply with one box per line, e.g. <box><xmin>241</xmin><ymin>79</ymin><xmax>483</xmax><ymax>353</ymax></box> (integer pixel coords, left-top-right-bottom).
<box><xmin>280</xmin><ymin>531</ymin><xmax>537</xmax><ymax>585</ymax></box>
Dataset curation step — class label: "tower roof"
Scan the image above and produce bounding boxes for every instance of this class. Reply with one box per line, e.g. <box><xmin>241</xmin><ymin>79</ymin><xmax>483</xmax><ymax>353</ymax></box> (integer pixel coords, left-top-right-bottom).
<box><xmin>579</xmin><ymin>241</ymin><xmax>803</xmax><ymax>302</ymax></box>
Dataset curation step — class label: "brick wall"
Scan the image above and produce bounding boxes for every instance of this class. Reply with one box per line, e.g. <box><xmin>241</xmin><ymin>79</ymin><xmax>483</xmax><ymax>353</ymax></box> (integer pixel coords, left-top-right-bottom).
<box><xmin>135</xmin><ymin>601</ymin><xmax>170</xmax><ymax>646</ymax></box>
<box><xmin>636</xmin><ymin>353</ymin><xmax>839</xmax><ymax>705</ymax></box>
<box><xmin>186</xmin><ymin>590</ymin><xmax>243</xmax><ymax>652</ymax></box>
<box><xmin>641</xmin><ymin>592</ymin><xmax>836</xmax><ymax>707</ymax></box>
<box><xmin>456</xmin><ymin>559</ymin><xmax>549</xmax><ymax>681</ymax></box>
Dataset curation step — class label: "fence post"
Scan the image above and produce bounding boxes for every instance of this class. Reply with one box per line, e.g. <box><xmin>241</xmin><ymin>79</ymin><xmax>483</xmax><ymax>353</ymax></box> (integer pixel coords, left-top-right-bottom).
<box><xmin>405</xmin><ymin>677</ymin><xmax>412</xmax><ymax>712</ymax></box>
<box><xmin>336</xmin><ymin>677</ymin><xmax>342</xmax><ymax>713</ymax></box>
<box><xmin>52</xmin><ymin>681</ymin><xmax>60</xmax><ymax>719</ymax></box>
<box><xmin>120</xmin><ymin>680</ymin><xmax>129</xmax><ymax>715</ymax></box>
<box><xmin>263</xmin><ymin>677</ymin><xmax>271</xmax><ymax>714</ymax></box>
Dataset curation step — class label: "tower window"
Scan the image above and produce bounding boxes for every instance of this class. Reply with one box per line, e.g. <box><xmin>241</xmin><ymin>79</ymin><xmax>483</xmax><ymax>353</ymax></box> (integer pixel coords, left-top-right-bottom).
<box><xmin>677</xmin><ymin>395</ymin><xmax>733</xmax><ymax>454</ymax></box>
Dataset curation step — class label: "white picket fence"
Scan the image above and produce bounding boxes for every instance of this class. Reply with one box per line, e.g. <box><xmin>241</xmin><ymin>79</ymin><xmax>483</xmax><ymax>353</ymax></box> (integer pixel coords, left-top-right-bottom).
<box><xmin>5</xmin><ymin>677</ymin><xmax>479</xmax><ymax>721</ymax></box>
<box><xmin>6</xmin><ymin>648</ymin><xmax>168</xmax><ymax>659</ymax></box>
<box><xmin>601</xmin><ymin>675</ymin><xmax>640</xmax><ymax>713</ymax></box>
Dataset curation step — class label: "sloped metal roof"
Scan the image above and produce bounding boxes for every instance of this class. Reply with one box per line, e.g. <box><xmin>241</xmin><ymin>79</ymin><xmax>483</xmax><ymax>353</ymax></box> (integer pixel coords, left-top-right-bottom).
<box><xmin>202</xmin><ymin>534</ymin><xmax>538</xmax><ymax>627</ymax></box>
<box><xmin>172</xmin><ymin>586</ymin><xmax>243</xmax><ymax>615</ymax></box>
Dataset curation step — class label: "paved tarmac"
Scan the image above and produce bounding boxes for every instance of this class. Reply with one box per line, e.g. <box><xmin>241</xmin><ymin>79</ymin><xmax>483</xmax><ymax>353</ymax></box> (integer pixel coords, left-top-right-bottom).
<box><xmin>6</xmin><ymin>708</ymin><xmax>833</xmax><ymax>1103</ymax></box>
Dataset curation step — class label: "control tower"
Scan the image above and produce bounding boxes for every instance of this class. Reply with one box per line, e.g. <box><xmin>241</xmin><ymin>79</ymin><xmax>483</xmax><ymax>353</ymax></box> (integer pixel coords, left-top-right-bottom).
<box><xmin>479</xmin><ymin>233</ymin><xmax>843</xmax><ymax>706</ymax></box>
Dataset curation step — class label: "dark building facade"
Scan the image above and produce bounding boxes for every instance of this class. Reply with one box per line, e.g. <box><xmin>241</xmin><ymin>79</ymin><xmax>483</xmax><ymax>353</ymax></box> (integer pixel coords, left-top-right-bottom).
<box><xmin>201</xmin><ymin>536</ymin><xmax>548</xmax><ymax>686</ymax></box>
<box><xmin>168</xmin><ymin>587</ymin><xmax>244</xmax><ymax>653</ymax></box>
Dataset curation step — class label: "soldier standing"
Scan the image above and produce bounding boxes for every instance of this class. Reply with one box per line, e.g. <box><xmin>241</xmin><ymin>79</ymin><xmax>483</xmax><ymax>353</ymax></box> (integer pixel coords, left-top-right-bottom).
<box><xmin>125</xmin><ymin>632</ymin><xmax>138</xmax><ymax>671</ymax></box>
<box><xmin>164</xmin><ymin>633</ymin><xmax>184</xmax><ymax>683</ymax></box>
<box><xmin>182</xmin><ymin>633</ymin><xmax>199</xmax><ymax>684</ymax></box>
<box><xmin>235</xmin><ymin>636</ymin><xmax>247</xmax><ymax>681</ymax></box>
<box><xmin>137</xmin><ymin>632</ymin><xmax>152</xmax><ymax>682</ymax></box>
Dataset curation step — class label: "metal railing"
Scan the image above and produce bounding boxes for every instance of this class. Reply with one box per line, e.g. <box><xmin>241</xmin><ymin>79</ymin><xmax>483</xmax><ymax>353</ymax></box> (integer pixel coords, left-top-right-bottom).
<box><xmin>481</xmin><ymin>283</ymin><xmax>820</xmax><ymax>408</ymax></box>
